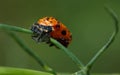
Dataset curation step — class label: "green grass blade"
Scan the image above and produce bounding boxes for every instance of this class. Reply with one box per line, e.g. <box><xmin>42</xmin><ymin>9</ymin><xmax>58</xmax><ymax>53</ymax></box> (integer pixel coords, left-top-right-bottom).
<box><xmin>8</xmin><ymin>32</ymin><xmax>56</xmax><ymax>75</ymax></box>
<box><xmin>0</xmin><ymin>67</ymin><xmax>53</xmax><ymax>75</ymax></box>
<box><xmin>0</xmin><ymin>24</ymin><xmax>32</xmax><ymax>34</ymax></box>
<box><xmin>50</xmin><ymin>38</ymin><xmax>84</xmax><ymax>69</ymax></box>
<box><xmin>86</xmin><ymin>5</ymin><xmax>119</xmax><ymax>70</ymax></box>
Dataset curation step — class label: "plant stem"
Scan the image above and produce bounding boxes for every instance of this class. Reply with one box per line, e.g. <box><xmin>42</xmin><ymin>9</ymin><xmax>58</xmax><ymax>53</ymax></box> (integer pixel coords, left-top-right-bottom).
<box><xmin>50</xmin><ymin>38</ymin><xmax>85</xmax><ymax>69</ymax></box>
<box><xmin>8</xmin><ymin>32</ymin><xmax>56</xmax><ymax>75</ymax></box>
<box><xmin>0</xmin><ymin>24</ymin><xmax>32</xmax><ymax>34</ymax></box>
<box><xmin>0</xmin><ymin>24</ymin><xmax>85</xmax><ymax>69</ymax></box>
<box><xmin>86</xmin><ymin>5</ymin><xmax>119</xmax><ymax>69</ymax></box>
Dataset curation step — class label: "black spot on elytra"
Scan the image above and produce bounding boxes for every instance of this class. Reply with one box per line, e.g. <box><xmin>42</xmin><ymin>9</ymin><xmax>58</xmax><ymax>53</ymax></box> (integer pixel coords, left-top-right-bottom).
<box><xmin>50</xmin><ymin>21</ymin><xmax>53</xmax><ymax>23</ymax></box>
<box><xmin>46</xmin><ymin>17</ymin><xmax>49</xmax><ymax>20</ymax></box>
<box><xmin>70</xmin><ymin>35</ymin><xmax>72</xmax><ymax>38</ymax></box>
<box><xmin>55</xmin><ymin>24</ymin><xmax>60</xmax><ymax>29</ymax></box>
<box><xmin>61</xmin><ymin>30</ymin><xmax>66</xmax><ymax>35</ymax></box>
<box><xmin>56</xmin><ymin>38</ymin><xmax>69</xmax><ymax>47</ymax></box>
<box><xmin>57</xmin><ymin>21</ymin><xmax>60</xmax><ymax>24</ymax></box>
<box><xmin>51</xmin><ymin>17</ymin><xmax>54</xmax><ymax>19</ymax></box>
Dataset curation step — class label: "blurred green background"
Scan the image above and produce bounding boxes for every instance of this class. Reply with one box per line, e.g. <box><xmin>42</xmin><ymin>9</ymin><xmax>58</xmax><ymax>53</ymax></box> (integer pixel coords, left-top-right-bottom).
<box><xmin>0</xmin><ymin>0</ymin><xmax>120</xmax><ymax>73</ymax></box>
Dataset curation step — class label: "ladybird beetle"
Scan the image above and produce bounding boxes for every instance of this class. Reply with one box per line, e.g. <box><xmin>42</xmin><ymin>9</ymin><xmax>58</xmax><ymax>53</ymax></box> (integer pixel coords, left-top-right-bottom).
<box><xmin>31</xmin><ymin>17</ymin><xmax>72</xmax><ymax>47</ymax></box>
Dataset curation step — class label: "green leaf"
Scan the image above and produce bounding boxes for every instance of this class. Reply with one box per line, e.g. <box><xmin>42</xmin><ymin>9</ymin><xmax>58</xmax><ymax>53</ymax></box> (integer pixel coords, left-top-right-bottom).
<box><xmin>0</xmin><ymin>67</ymin><xmax>53</xmax><ymax>75</ymax></box>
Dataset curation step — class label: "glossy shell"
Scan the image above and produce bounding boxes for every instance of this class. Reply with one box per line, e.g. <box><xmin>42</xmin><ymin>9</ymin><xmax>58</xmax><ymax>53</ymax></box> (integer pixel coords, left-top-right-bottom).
<box><xmin>31</xmin><ymin>17</ymin><xmax>72</xmax><ymax>47</ymax></box>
